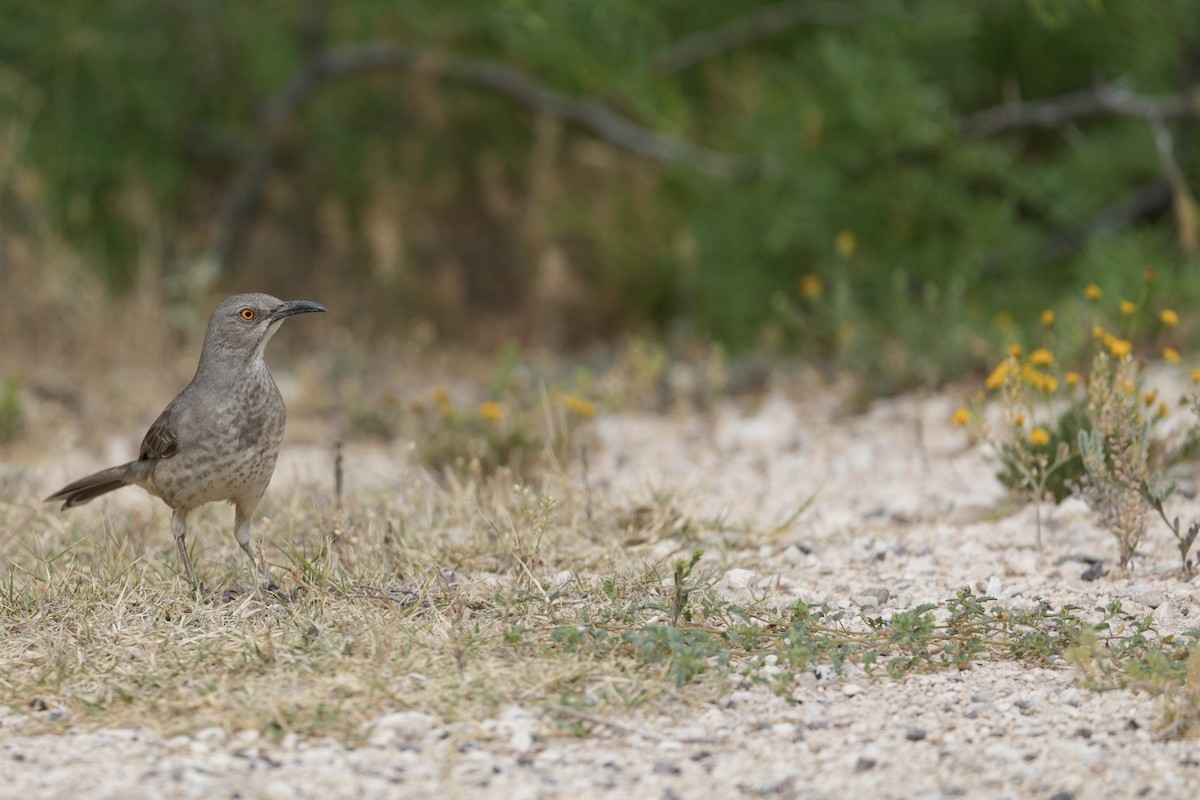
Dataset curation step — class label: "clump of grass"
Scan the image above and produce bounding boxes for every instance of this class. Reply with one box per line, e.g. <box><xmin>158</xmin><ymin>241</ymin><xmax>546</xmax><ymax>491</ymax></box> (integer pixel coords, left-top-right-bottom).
<box><xmin>958</xmin><ymin>276</ymin><xmax>1200</xmax><ymax>570</ymax></box>
<box><xmin>417</xmin><ymin>385</ymin><xmax>596</xmax><ymax>481</ymax></box>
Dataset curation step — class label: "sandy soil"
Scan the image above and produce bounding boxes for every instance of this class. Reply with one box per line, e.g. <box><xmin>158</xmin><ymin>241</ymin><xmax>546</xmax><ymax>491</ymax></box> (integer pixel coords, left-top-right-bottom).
<box><xmin>6</xmin><ymin>375</ymin><xmax>1200</xmax><ymax>799</ymax></box>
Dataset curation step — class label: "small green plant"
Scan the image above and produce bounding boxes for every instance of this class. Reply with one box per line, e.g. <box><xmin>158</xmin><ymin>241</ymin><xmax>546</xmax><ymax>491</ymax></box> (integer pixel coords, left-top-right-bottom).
<box><xmin>669</xmin><ymin>548</ymin><xmax>704</xmax><ymax>627</ymax></box>
<box><xmin>1140</xmin><ymin>479</ymin><xmax>1200</xmax><ymax>576</ymax></box>
<box><xmin>959</xmin><ymin>278</ymin><xmax>1200</xmax><ymax>569</ymax></box>
<box><xmin>1076</xmin><ymin>351</ymin><xmax>1151</xmax><ymax>569</ymax></box>
<box><xmin>418</xmin><ymin>380</ymin><xmax>597</xmax><ymax>481</ymax></box>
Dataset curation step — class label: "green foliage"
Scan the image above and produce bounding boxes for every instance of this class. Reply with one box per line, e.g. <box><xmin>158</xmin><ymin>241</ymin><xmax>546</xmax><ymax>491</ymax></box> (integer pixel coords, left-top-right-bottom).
<box><xmin>996</xmin><ymin>401</ymin><xmax>1086</xmax><ymax>503</ymax></box>
<box><xmin>6</xmin><ymin>1</ymin><xmax>1200</xmax><ymax>385</ymax></box>
<box><xmin>970</xmin><ymin>284</ymin><xmax>1200</xmax><ymax>568</ymax></box>
<box><xmin>0</xmin><ymin>374</ymin><xmax>22</xmax><ymax>444</ymax></box>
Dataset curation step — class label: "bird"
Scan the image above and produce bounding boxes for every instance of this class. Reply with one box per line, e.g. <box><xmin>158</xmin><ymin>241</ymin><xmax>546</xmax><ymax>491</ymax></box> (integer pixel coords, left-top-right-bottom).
<box><xmin>45</xmin><ymin>293</ymin><xmax>326</xmax><ymax>593</ymax></box>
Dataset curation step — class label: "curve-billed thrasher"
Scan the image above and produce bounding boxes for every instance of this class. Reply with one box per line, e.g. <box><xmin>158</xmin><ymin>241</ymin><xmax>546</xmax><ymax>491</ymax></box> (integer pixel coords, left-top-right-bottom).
<box><xmin>45</xmin><ymin>293</ymin><xmax>326</xmax><ymax>591</ymax></box>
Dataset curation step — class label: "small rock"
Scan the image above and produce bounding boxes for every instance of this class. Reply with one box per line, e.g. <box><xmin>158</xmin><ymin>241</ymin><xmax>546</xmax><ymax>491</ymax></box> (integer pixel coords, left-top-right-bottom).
<box><xmin>260</xmin><ymin>779</ymin><xmax>295</xmax><ymax>800</ymax></box>
<box><xmin>906</xmin><ymin>727</ymin><xmax>927</xmax><ymax>741</ymax></box>
<box><xmin>1013</xmin><ymin>698</ymin><xmax>1035</xmax><ymax>712</ymax></box>
<box><xmin>842</xmin><ymin>683</ymin><xmax>863</xmax><ymax>697</ymax></box>
<box><xmin>866</xmin><ymin>586</ymin><xmax>892</xmax><ymax>605</ymax></box>
<box><xmin>1131</xmin><ymin>590</ymin><xmax>1165</xmax><ymax>610</ymax></box>
<box><xmin>1081</xmin><ymin>562</ymin><xmax>1106</xmax><ymax>582</ymax></box>
<box><xmin>367</xmin><ymin>711</ymin><xmax>438</xmax><ymax>746</ymax></box>
<box><xmin>653</xmin><ymin>761</ymin><xmax>681</xmax><ymax>775</ymax></box>
<box><xmin>812</xmin><ymin>664</ymin><xmax>838</xmax><ymax>684</ymax></box>
<box><xmin>965</xmin><ymin>702</ymin><xmax>992</xmax><ymax>719</ymax></box>
<box><xmin>722</xmin><ymin>568</ymin><xmax>758</xmax><ymax>592</ymax></box>
<box><xmin>854</xmin><ymin>594</ymin><xmax>880</xmax><ymax>609</ymax></box>
<box><xmin>771</xmin><ymin>722</ymin><xmax>797</xmax><ymax>738</ymax></box>
<box><xmin>782</xmin><ymin>545</ymin><xmax>808</xmax><ymax>564</ymax></box>
<box><xmin>1059</xmin><ymin>688</ymin><xmax>1084</xmax><ymax>708</ymax></box>
<box><xmin>984</xmin><ymin>577</ymin><xmax>1002</xmax><ymax>598</ymax></box>
<box><xmin>231</xmin><ymin>728</ymin><xmax>260</xmax><ymax>747</ymax></box>
<box><xmin>194</xmin><ymin>727</ymin><xmax>226</xmax><ymax>745</ymax></box>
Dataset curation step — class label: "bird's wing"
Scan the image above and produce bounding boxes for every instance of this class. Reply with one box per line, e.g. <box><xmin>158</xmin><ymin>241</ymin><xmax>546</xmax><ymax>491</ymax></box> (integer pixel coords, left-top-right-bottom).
<box><xmin>139</xmin><ymin>405</ymin><xmax>180</xmax><ymax>460</ymax></box>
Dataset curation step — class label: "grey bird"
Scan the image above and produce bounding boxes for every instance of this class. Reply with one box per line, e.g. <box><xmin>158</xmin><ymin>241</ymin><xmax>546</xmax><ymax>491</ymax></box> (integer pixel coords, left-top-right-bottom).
<box><xmin>45</xmin><ymin>293</ymin><xmax>326</xmax><ymax>592</ymax></box>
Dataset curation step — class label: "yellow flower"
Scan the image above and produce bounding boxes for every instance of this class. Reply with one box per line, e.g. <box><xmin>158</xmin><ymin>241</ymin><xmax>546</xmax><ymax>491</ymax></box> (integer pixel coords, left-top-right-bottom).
<box><xmin>1107</xmin><ymin>338</ymin><xmax>1133</xmax><ymax>358</ymax></box>
<box><xmin>985</xmin><ymin>361</ymin><xmax>1011</xmax><ymax>390</ymax></box>
<box><xmin>1029</xmin><ymin>348</ymin><xmax>1054</xmax><ymax>366</ymax></box>
<box><xmin>1091</xmin><ymin>325</ymin><xmax>1105</xmax><ymax>340</ymax></box>
<box><xmin>1164</xmin><ymin>347</ymin><xmax>1181</xmax><ymax>363</ymax></box>
<box><xmin>1021</xmin><ymin>363</ymin><xmax>1058</xmax><ymax>393</ymax></box>
<box><xmin>478</xmin><ymin>402</ymin><xmax>504</xmax><ymax>422</ymax></box>
<box><xmin>1144</xmin><ymin>389</ymin><xmax>1158</xmax><ymax>407</ymax></box>
<box><xmin>1014</xmin><ymin>412</ymin><xmax>1026</xmax><ymax>427</ymax></box>
<box><xmin>1119</xmin><ymin>299</ymin><xmax>1136</xmax><ymax>316</ymax></box>
<box><xmin>835</xmin><ymin>230</ymin><xmax>857</xmax><ymax>258</ymax></box>
<box><xmin>1192</xmin><ymin>368</ymin><xmax>1200</xmax><ymax>383</ymax></box>
<box><xmin>799</xmin><ymin>273</ymin><xmax>824</xmax><ymax>299</ymax></box>
<box><xmin>1028</xmin><ymin>427</ymin><xmax>1050</xmax><ymax>447</ymax></box>
<box><xmin>1158</xmin><ymin>401</ymin><xmax>1171</xmax><ymax>419</ymax></box>
<box><xmin>1065</xmin><ymin>371</ymin><xmax>1081</xmax><ymax>387</ymax></box>
<box><xmin>1007</xmin><ymin>343</ymin><xmax>1023</xmax><ymax>358</ymax></box>
<box><xmin>564</xmin><ymin>393</ymin><xmax>596</xmax><ymax>419</ymax></box>
<box><xmin>1161</xmin><ymin>309</ymin><xmax>1180</xmax><ymax>327</ymax></box>
<box><xmin>1118</xmin><ymin>378</ymin><xmax>1136</xmax><ymax>396</ymax></box>
<box><xmin>433</xmin><ymin>387</ymin><xmax>453</xmax><ymax>418</ymax></box>
<box><xmin>1084</xmin><ymin>284</ymin><xmax>1103</xmax><ymax>301</ymax></box>
<box><xmin>1041</xmin><ymin>309</ymin><xmax>1056</xmax><ymax>327</ymax></box>
<box><xmin>952</xmin><ymin>407</ymin><xmax>972</xmax><ymax>427</ymax></box>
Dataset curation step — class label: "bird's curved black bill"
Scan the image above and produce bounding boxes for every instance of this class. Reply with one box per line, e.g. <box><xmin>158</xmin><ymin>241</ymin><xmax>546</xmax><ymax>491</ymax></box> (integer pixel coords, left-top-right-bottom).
<box><xmin>268</xmin><ymin>300</ymin><xmax>327</xmax><ymax>322</ymax></box>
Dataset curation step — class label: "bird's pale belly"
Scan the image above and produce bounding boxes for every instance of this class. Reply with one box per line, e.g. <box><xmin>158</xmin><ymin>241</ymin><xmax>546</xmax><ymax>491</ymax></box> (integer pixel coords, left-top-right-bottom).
<box><xmin>149</xmin><ymin>444</ymin><xmax>280</xmax><ymax>509</ymax></box>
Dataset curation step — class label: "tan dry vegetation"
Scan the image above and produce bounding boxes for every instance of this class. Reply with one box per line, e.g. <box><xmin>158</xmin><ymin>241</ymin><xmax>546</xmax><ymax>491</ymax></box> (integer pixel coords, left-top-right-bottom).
<box><xmin>1</xmin><ymin>445</ymin><xmax>731</xmax><ymax>741</ymax></box>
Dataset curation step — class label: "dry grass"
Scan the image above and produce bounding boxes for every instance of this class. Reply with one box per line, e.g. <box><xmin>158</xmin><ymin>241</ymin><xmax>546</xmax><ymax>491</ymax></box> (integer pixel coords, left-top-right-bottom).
<box><xmin>0</xmin><ymin>461</ymin><xmax>735</xmax><ymax>741</ymax></box>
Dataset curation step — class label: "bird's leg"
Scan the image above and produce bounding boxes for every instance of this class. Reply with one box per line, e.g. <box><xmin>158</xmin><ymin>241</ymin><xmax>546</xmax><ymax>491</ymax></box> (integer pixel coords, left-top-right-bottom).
<box><xmin>171</xmin><ymin>509</ymin><xmax>201</xmax><ymax>594</ymax></box>
<box><xmin>234</xmin><ymin>502</ymin><xmax>278</xmax><ymax>593</ymax></box>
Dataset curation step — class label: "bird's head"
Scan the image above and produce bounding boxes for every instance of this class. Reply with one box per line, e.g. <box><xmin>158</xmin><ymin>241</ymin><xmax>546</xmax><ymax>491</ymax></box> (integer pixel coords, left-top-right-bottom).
<box><xmin>200</xmin><ymin>293</ymin><xmax>327</xmax><ymax>368</ymax></box>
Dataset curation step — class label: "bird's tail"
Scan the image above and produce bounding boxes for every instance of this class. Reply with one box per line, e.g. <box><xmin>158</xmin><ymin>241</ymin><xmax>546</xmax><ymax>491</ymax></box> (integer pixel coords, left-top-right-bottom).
<box><xmin>45</xmin><ymin>463</ymin><xmax>137</xmax><ymax>509</ymax></box>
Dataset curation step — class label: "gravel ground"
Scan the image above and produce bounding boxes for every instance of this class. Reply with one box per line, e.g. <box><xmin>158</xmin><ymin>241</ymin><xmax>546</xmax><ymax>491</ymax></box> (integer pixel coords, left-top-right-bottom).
<box><xmin>7</xmin><ymin>378</ymin><xmax>1200</xmax><ymax>799</ymax></box>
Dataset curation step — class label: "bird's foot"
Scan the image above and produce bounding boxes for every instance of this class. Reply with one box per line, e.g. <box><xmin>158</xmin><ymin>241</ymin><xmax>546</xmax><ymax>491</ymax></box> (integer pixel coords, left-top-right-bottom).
<box><xmin>200</xmin><ymin>584</ymin><xmax>301</xmax><ymax>604</ymax></box>
<box><xmin>264</xmin><ymin>582</ymin><xmax>305</xmax><ymax>603</ymax></box>
<box><xmin>205</xmin><ymin>586</ymin><xmax>244</xmax><ymax>604</ymax></box>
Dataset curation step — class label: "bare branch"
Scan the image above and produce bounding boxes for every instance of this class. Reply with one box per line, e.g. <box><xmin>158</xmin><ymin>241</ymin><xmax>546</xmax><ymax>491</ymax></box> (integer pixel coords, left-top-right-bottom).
<box><xmin>211</xmin><ymin>41</ymin><xmax>762</xmax><ymax>266</ymax></box>
<box><xmin>964</xmin><ymin>82</ymin><xmax>1200</xmax><ymax>137</ymax></box>
<box><xmin>1037</xmin><ymin>181</ymin><xmax>1172</xmax><ymax>264</ymax></box>
<box><xmin>650</xmin><ymin>1</ymin><xmax>861</xmax><ymax>75</ymax></box>
<box><xmin>303</xmin><ymin>44</ymin><xmax>752</xmax><ymax>178</ymax></box>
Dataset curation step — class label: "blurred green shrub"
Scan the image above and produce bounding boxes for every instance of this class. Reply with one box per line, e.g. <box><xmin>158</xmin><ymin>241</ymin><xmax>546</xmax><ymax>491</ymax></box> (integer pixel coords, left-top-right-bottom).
<box><xmin>4</xmin><ymin>1</ymin><xmax>1200</xmax><ymax>390</ymax></box>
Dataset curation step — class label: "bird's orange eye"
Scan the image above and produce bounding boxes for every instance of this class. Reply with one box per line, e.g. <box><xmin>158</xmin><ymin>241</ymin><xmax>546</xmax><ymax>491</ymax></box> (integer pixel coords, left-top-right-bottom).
<box><xmin>239</xmin><ymin>308</ymin><xmax>256</xmax><ymax>321</ymax></box>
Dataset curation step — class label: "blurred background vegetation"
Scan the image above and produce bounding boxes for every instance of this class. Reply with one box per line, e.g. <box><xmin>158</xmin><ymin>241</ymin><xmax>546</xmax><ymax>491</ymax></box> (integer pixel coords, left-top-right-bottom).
<box><xmin>3</xmin><ymin>0</ymin><xmax>1200</xmax><ymax>394</ymax></box>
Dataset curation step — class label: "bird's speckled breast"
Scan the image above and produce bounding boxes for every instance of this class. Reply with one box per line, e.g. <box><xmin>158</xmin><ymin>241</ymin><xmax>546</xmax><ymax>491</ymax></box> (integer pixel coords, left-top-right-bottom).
<box><xmin>149</xmin><ymin>367</ymin><xmax>286</xmax><ymax>510</ymax></box>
